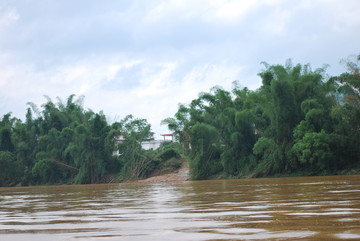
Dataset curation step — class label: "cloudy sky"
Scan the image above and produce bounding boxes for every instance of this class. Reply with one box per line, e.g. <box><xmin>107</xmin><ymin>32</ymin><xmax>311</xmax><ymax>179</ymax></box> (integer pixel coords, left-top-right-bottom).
<box><xmin>1</xmin><ymin>0</ymin><xmax>359</xmax><ymax>137</ymax></box>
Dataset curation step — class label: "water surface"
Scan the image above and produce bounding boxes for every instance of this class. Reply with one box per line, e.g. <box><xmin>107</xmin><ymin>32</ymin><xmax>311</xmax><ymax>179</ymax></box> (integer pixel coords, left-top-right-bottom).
<box><xmin>1</xmin><ymin>175</ymin><xmax>360</xmax><ymax>240</ymax></box>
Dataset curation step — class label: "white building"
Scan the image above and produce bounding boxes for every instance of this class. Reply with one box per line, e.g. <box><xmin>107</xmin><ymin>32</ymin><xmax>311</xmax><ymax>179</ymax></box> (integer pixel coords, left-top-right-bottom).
<box><xmin>141</xmin><ymin>133</ymin><xmax>174</xmax><ymax>150</ymax></box>
<box><xmin>113</xmin><ymin>133</ymin><xmax>174</xmax><ymax>155</ymax></box>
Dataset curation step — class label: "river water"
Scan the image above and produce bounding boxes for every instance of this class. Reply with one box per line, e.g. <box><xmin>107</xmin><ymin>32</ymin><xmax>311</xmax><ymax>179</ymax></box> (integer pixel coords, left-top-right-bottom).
<box><xmin>0</xmin><ymin>175</ymin><xmax>360</xmax><ymax>241</ymax></box>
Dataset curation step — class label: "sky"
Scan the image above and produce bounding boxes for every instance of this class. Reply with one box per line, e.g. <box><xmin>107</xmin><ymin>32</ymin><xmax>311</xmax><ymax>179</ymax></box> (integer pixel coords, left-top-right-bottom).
<box><xmin>1</xmin><ymin>0</ymin><xmax>359</xmax><ymax>138</ymax></box>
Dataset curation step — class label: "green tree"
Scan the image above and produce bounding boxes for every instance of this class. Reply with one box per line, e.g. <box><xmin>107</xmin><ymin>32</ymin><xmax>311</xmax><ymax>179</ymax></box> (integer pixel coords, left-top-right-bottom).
<box><xmin>189</xmin><ymin>122</ymin><xmax>220</xmax><ymax>179</ymax></box>
<box><xmin>117</xmin><ymin>115</ymin><xmax>156</xmax><ymax>180</ymax></box>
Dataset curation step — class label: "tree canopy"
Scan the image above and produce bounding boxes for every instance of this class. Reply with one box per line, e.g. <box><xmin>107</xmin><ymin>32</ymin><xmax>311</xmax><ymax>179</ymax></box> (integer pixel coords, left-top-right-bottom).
<box><xmin>1</xmin><ymin>54</ymin><xmax>359</xmax><ymax>186</ymax></box>
<box><xmin>0</xmin><ymin>95</ymin><xmax>161</xmax><ymax>186</ymax></box>
<box><xmin>162</xmin><ymin>56</ymin><xmax>360</xmax><ymax>179</ymax></box>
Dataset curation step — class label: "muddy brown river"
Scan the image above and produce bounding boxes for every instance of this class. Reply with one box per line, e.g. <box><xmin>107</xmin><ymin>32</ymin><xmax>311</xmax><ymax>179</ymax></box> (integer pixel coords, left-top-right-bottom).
<box><xmin>0</xmin><ymin>175</ymin><xmax>360</xmax><ymax>240</ymax></box>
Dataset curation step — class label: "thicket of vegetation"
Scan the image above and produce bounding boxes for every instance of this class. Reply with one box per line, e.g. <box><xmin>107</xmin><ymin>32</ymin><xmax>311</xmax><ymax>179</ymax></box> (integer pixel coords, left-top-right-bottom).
<box><xmin>0</xmin><ymin>95</ymin><xmax>179</xmax><ymax>186</ymax></box>
<box><xmin>1</xmin><ymin>55</ymin><xmax>359</xmax><ymax>186</ymax></box>
<box><xmin>162</xmin><ymin>55</ymin><xmax>360</xmax><ymax>179</ymax></box>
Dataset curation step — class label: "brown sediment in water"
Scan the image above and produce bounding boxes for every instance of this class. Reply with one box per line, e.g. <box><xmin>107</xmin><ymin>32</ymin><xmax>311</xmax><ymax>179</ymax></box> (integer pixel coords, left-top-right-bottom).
<box><xmin>1</xmin><ymin>175</ymin><xmax>360</xmax><ymax>240</ymax></box>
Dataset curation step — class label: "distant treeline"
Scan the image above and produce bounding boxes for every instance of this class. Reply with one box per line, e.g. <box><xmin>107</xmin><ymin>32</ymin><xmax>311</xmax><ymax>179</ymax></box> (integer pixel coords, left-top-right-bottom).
<box><xmin>1</xmin><ymin>55</ymin><xmax>359</xmax><ymax>186</ymax></box>
<box><xmin>162</xmin><ymin>55</ymin><xmax>360</xmax><ymax>179</ymax></box>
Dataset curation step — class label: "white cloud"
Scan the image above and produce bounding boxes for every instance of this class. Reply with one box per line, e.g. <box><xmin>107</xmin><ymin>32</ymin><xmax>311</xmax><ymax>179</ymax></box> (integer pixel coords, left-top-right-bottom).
<box><xmin>137</xmin><ymin>62</ymin><xmax>178</xmax><ymax>97</ymax></box>
<box><xmin>1</xmin><ymin>0</ymin><xmax>360</xmax><ymax>136</ymax></box>
<box><xmin>214</xmin><ymin>0</ymin><xmax>258</xmax><ymax>22</ymax></box>
<box><xmin>143</xmin><ymin>0</ymin><xmax>268</xmax><ymax>25</ymax></box>
<box><xmin>322</xmin><ymin>0</ymin><xmax>360</xmax><ymax>32</ymax></box>
<box><xmin>59</xmin><ymin>59</ymin><xmax>244</xmax><ymax>135</ymax></box>
<box><xmin>50</xmin><ymin>65</ymin><xmax>88</xmax><ymax>85</ymax></box>
<box><xmin>261</xmin><ymin>8</ymin><xmax>291</xmax><ymax>35</ymax></box>
<box><xmin>0</xmin><ymin>8</ymin><xmax>19</xmax><ymax>30</ymax></box>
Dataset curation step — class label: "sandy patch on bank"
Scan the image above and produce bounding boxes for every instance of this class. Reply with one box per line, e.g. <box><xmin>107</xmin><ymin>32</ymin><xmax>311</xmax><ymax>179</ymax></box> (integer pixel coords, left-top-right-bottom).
<box><xmin>130</xmin><ymin>164</ymin><xmax>190</xmax><ymax>183</ymax></box>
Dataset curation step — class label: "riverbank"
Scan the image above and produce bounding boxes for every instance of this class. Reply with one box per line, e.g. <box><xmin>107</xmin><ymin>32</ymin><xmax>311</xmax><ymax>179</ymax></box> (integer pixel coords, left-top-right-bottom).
<box><xmin>125</xmin><ymin>159</ymin><xmax>360</xmax><ymax>184</ymax></box>
<box><xmin>128</xmin><ymin>161</ymin><xmax>190</xmax><ymax>183</ymax></box>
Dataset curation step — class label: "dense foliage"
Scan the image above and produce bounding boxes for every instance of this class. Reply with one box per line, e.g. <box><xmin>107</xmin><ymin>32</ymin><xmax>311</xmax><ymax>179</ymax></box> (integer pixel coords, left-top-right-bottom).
<box><xmin>0</xmin><ymin>95</ymin><xmax>163</xmax><ymax>186</ymax></box>
<box><xmin>1</xmin><ymin>55</ymin><xmax>359</xmax><ymax>186</ymax></box>
<box><xmin>162</xmin><ymin>56</ymin><xmax>360</xmax><ymax>179</ymax></box>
